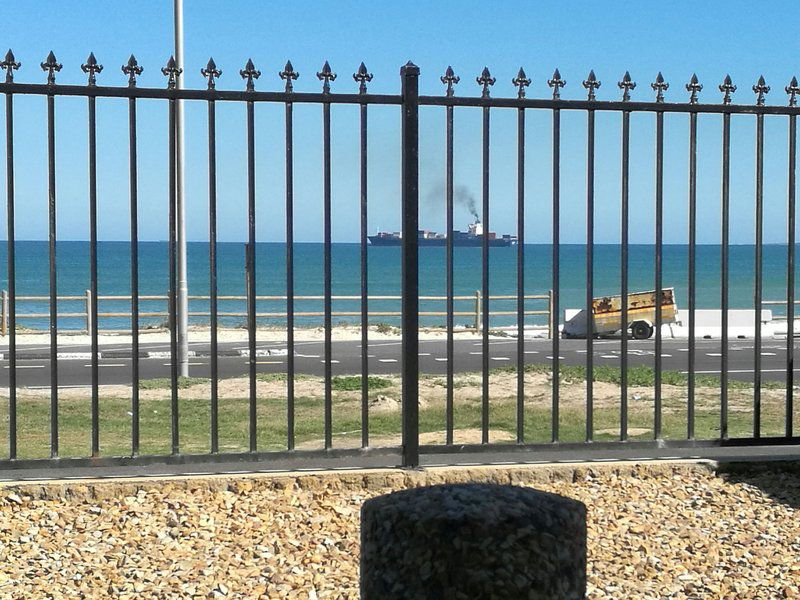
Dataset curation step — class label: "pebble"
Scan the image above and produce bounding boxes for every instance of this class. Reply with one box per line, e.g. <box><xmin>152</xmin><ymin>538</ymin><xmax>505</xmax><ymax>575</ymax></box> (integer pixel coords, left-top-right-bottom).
<box><xmin>0</xmin><ymin>463</ymin><xmax>797</xmax><ymax>598</ymax></box>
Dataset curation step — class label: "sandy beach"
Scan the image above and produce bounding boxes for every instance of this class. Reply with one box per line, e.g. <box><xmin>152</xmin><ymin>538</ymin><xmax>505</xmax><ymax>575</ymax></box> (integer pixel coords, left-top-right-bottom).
<box><xmin>0</xmin><ymin>323</ymin><xmax>544</xmax><ymax>347</ymax></box>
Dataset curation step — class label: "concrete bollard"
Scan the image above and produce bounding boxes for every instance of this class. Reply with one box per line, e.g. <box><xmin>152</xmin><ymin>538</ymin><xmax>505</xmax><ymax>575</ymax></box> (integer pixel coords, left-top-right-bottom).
<box><xmin>361</xmin><ymin>483</ymin><xmax>586</xmax><ymax>600</ymax></box>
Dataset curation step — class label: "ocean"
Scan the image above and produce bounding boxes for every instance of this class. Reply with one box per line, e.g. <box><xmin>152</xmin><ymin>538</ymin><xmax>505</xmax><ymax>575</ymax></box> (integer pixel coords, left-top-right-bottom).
<box><xmin>0</xmin><ymin>241</ymin><xmax>795</xmax><ymax>330</ymax></box>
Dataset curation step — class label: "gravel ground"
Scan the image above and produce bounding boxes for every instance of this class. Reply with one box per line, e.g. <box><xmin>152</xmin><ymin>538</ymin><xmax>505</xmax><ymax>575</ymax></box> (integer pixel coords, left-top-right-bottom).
<box><xmin>0</xmin><ymin>461</ymin><xmax>798</xmax><ymax>599</ymax></box>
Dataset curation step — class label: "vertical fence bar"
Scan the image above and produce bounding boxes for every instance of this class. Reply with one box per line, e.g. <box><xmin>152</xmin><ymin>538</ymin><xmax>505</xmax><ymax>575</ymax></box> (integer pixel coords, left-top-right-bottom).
<box><xmin>445</xmin><ymin>98</ymin><xmax>455</xmax><ymax>445</ymax></box>
<box><xmin>620</xmin><ymin>109</ymin><xmax>630</xmax><ymax>441</ymax></box>
<box><xmin>168</xmin><ymin>96</ymin><xmax>179</xmax><ymax>455</ymax></box>
<box><xmin>516</xmin><ymin>101</ymin><xmax>525</xmax><ymax>443</ymax></box>
<box><xmin>688</xmin><ymin>111</ymin><xmax>697</xmax><ymax>439</ymax></box>
<box><xmin>359</xmin><ymin>93</ymin><xmax>368</xmax><ymax>448</ymax></box>
<box><xmin>654</xmin><ymin>109</ymin><xmax>664</xmax><ymax>439</ymax></box>
<box><xmin>551</xmin><ymin>105</ymin><xmax>561</xmax><ymax>443</ymax></box>
<box><xmin>128</xmin><ymin>96</ymin><xmax>140</xmax><ymax>456</ymax></box>
<box><xmin>208</xmin><ymin>95</ymin><xmax>219</xmax><ymax>453</ymax></box>
<box><xmin>5</xmin><ymin>88</ymin><xmax>16</xmax><ymax>459</ymax></box>
<box><xmin>246</xmin><ymin>97</ymin><xmax>257</xmax><ymax>453</ymax></box>
<box><xmin>323</xmin><ymin>95</ymin><xmax>333</xmax><ymax>450</ymax></box>
<box><xmin>721</xmin><ymin>111</ymin><xmax>731</xmax><ymax>439</ymax></box>
<box><xmin>88</xmin><ymin>91</ymin><xmax>99</xmax><ymax>457</ymax></box>
<box><xmin>585</xmin><ymin>107</ymin><xmax>595</xmax><ymax>443</ymax></box>
<box><xmin>286</xmin><ymin>93</ymin><xmax>296</xmax><ymax>450</ymax></box>
<box><xmin>47</xmin><ymin>87</ymin><xmax>58</xmax><ymax>458</ymax></box>
<box><xmin>788</xmin><ymin>109</ymin><xmax>796</xmax><ymax>438</ymax></box>
<box><xmin>481</xmin><ymin>100</ymin><xmax>490</xmax><ymax>445</ymax></box>
<box><xmin>401</xmin><ymin>62</ymin><xmax>420</xmax><ymax>468</ymax></box>
<box><xmin>754</xmin><ymin>111</ymin><xmax>764</xmax><ymax>437</ymax></box>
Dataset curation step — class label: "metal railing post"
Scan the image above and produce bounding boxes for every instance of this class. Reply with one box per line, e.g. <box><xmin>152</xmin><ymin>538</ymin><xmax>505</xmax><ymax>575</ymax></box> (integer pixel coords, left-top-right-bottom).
<box><xmin>85</xmin><ymin>289</ymin><xmax>92</xmax><ymax>333</ymax></box>
<box><xmin>548</xmin><ymin>289</ymin><xmax>554</xmax><ymax>339</ymax></box>
<box><xmin>1</xmin><ymin>290</ymin><xmax>6</xmax><ymax>337</ymax></box>
<box><xmin>474</xmin><ymin>290</ymin><xmax>481</xmax><ymax>332</ymax></box>
<box><xmin>401</xmin><ymin>61</ymin><xmax>420</xmax><ymax>468</ymax></box>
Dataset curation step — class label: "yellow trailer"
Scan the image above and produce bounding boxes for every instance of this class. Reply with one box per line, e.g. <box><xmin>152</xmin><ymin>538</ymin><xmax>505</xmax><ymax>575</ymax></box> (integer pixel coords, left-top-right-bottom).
<box><xmin>563</xmin><ymin>288</ymin><xmax>678</xmax><ymax>339</ymax></box>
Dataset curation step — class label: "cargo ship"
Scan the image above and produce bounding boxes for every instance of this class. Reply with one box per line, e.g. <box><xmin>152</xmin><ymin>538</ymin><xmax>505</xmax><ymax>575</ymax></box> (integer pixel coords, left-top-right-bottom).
<box><xmin>368</xmin><ymin>220</ymin><xmax>517</xmax><ymax>247</ymax></box>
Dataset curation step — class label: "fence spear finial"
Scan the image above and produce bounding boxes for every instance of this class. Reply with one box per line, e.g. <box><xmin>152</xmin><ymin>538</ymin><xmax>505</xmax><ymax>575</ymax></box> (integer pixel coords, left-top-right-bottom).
<box><xmin>161</xmin><ymin>55</ymin><xmax>182</xmax><ymax>90</ymax></box>
<box><xmin>353</xmin><ymin>61</ymin><xmax>373</xmax><ymax>95</ymax></box>
<box><xmin>787</xmin><ymin>76</ymin><xmax>800</xmax><ymax>107</ymax></box>
<box><xmin>122</xmin><ymin>54</ymin><xmax>143</xmax><ymax>87</ymax></box>
<box><xmin>651</xmin><ymin>72</ymin><xmax>669</xmax><ymax>102</ymax></box>
<box><xmin>441</xmin><ymin>65</ymin><xmax>460</xmax><ymax>97</ymax></box>
<box><xmin>476</xmin><ymin>67</ymin><xmax>495</xmax><ymax>98</ymax></box>
<box><xmin>512</xmin><ymin>67</ymin><xmax>531</xmax><ymax>99</ymax></box>
<box><xmin>81</xmin><ymin>52</ymin><xmax>103</xmax><ymax>87</ymax></box>
<box><xmin>317</xmin><ymin>60</ymin><xmax>336</xmax><ymax>94</ymax></box>
<box><xmin>1</xmin><ymin>49</ymin><xmax>20</xmax><ymax>84</ymax></box>
<box><xmin>201</xmin><ymin>57</ymin><xmax>222</xmax><ymax>90</ymax></box>
<box><xmin>686</xmin><ymin>73</ymin><xmax>702</xmax><ymax>104</ymax></box>
<box><xmin>547</xmin><ymin>68</ymin><xmax>565</xmax><ymax>100</ymax></box>
<box><xmin>618</xmin><ymin>71</ymin><xmax>636</xmax><ymax>102</ymax></box>
<box><xmin>40</xmin><ymin>51</ymin><xmax>62</xmax><ymax>86</ymax></box>
<box><xmin>239</xmin><ymin>58</ymin><xmax>260</xmax><ymax>92</ymax></box>
<box><xmin>582</xmin><ymin>69</ymin><xmax>600</xmax><ymax>101</ymax></box>
<box><xmin>753</xmin><ymin>74</ymin><xmax>770</xmax><ymax>106</ymax></box>
<box><xmin>719</xmin><ymin>74</ymin><xmax>736</xmax><ymax>105</ymax></box>
<box><xmin>279</xmin><ymin>60</ymin><xmax>299</xmax><ymax>93</ymax></box>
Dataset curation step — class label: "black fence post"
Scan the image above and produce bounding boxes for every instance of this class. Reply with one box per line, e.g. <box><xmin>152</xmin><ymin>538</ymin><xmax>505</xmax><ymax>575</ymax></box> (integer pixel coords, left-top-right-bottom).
<box><xmin>401</xmin><ymin>61</ymin><xmax>420</xmax><ymax>468</ymax></box>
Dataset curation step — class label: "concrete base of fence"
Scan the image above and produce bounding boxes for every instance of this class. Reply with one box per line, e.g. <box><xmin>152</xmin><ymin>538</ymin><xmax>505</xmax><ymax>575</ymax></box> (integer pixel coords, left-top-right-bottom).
<box><xmin>360</xmin><ymin>483</ymin><xmax>587</xmax><ymax>600</ymax></box>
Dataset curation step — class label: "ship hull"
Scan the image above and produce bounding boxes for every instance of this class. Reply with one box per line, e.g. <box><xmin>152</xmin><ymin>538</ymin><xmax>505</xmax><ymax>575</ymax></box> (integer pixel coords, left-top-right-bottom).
<box><xmin>368</xmin><ymin>236</ymin><xmax>516</xmax><ymax>247</ymax></box>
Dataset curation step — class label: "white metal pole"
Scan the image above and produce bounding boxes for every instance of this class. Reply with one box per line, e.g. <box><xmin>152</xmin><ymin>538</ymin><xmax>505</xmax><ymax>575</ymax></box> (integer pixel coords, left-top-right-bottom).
<box><xmin>174</xmin><ymin>0</ymin><xmax>189</xmax><ymax>377</ymax></box>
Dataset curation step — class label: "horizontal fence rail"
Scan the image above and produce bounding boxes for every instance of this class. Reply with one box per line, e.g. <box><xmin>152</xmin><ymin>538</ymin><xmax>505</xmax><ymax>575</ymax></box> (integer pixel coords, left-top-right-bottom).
<box><xmin>0</xmin><ymin>292</ymin><xmax>553</xmax><ymax>335</ymax></box>
<box><xmin>0</xmin><ymin>49</ymin><xmax>798</xmax><ymax>473</ymax></box>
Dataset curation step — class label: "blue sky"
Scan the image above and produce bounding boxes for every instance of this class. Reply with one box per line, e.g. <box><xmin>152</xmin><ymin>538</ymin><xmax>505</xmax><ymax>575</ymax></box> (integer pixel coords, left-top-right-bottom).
<box><xmin>1</xmin><ymin>0</ymin><xmax>799</xmax><ymax>244</ymax></box>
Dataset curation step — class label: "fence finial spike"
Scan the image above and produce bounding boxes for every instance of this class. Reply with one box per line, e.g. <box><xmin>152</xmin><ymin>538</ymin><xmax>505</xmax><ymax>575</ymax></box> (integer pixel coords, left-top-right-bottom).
<box><xmin>40</xmin><ymin>50</ymin><xmax>62</xmax><ymax>85</ymax></box>
<box><xmin>353</xmin><ymin>61</ymin><xmax>373</xmax><ymax>95</ymax></box>
<box><xmin>81</xmin><ymin>52</ymin><xmax>103</xmax><ymax>87</ymax></box>
<box><xmin>719</xmin><ymin>74</ymin><xmax>736</xmax><ymax>105</ymax></box>
<box><xmin>279</xmin><ymin>60</ymin><xmax>299</xmax><ymax>93</ymax></box>
<box><xmin>547</xmin><ymin>68</ymin><xmax>566</xmax><ymax>100</ymax></box>
<box><xmin>753</xmin><ymin>74</ymin><xmax>770</xmax><ymax>106</ymax></box>
<box><xmin>201</xmin><ymin>57</ymin><xmax>222</xmax><ymax>90</ymax></box>
<box><xmin>161</xmin><ymin>55</ymin><xmax>182</xmax><ymax>90</ymax></box>
<box><xmin>239</xmin><ymin>58</ymin><xmax>261</xmax><ymax>92</ymax></box>
<box><xmin>122</xmin><ymin>54</ymin><xmax>143</xmax><ymax>87</ymax></box>
<box><xmin>582</xmin><ymin>69</ymin><xmax>600</xmax><ymax>101</ymax></box>
<box><xmin>651</xmin><ymin>71</ymin><xmax>669</xmax><ymax>103</ymax></box>
<box><xmin>476</xmin><ymin>66</ymin><xmax>495</xmax><ymax>98</ymax></box>
<box><xmin>1</xmin><ymin>49</ymin><xmax>21</xmax><ymax>84</ymax></box>
<box><xmin>786</xmin><ymin>76</ymin><xmax>800</xmax><ymax>107</ymax></box>
<box><xmin>618</xmin><ymin>71</ymin><xmax>636</xmax><ymax>101</ymax></box>
<box><xmin>441</xmin><ymin>65</ymin><xmax>460</xmax><ymax>97</ymax></box>
<box><xmin>686</xmin><ymin>73</ymin><xmax>703</xmax><ymax>104</ymax></box>
<box><xmin>317</xmin><ymin>60</ymin><xmax>337</xmax><ymax>94</ymax></box>
<box><xmin>512</xmin><ymin>67</ymin><xmax>531</xmax><ymax>99</ymax></box>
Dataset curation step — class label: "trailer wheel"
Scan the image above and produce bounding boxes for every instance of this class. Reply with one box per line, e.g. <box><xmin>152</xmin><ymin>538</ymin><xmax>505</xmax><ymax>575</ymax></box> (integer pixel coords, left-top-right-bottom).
<box><xmin>630</xmin><ymin>321</ymin><xmax>653</xmax><ymax>340</ymax></box>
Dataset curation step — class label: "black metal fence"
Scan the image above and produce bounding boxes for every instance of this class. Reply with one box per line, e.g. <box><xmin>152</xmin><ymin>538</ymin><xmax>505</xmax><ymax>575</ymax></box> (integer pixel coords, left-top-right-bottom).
<box><xmin>0</xmin><ymin>49</ymin><xmax>798</xmax><ymax>473</ymax></box>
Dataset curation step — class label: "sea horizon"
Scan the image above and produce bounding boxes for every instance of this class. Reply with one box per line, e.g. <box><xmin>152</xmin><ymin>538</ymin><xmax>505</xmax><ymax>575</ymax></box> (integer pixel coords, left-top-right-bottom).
<box><xmin>0</xmin><ymin>240</ymin><xmax>795</xmax><ymax>330</ymax></box>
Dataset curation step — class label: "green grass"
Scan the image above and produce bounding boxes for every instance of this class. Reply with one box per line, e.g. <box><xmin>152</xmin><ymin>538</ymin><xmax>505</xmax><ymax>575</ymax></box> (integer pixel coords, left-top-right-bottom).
<box><xmin>491</xmin><ymin>364</ymin><xmax>784</xmax><ymax>390</ymax></box>
<box><xmin>138</xmin><ymin>376</ymin><xmax>210</xmax><ymax>390</ymax></box>
<box><xmin>255</xmin><ymin>372</ymin><xmax>311</xmax><ymax>383</ymax></box>
<box><xmin>330</xmin><ymin>375</ymin><xmax>393</xmax><ymax>392</ymax></box>
<box><xmin>0</xmin><ymin>364</ymin><xmax>793</xmax><ymax>460</ymax></box>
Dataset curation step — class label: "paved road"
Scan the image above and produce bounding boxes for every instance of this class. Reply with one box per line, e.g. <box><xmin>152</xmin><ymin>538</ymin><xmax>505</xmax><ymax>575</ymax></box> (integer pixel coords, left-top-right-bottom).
<box><xmin>0</xmin><ymin>337</ymin><xmax>795</xmax><ymax>387</ymax></box>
